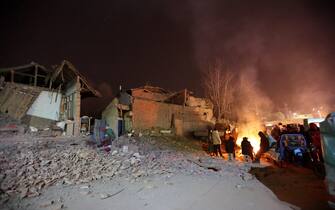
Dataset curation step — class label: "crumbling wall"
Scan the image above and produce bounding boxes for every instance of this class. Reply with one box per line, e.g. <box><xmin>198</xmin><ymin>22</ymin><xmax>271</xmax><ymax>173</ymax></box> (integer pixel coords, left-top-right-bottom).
<box><xmin>21</xmin><ymin>115</ymin><xmax>53</xmax><ymax>129</ymax></box>
<box><xmin>0</xmin><ymin>84</ymin><xmax>41</xmax><ymax>120</ymax></box>
<box><xmin>26</xmin><ymin>91</ymin><xmax>62</xmax><ymax>120</ymax></box>
<box><xmin>186</xmin><ymin>96</ymin><xmax>213</xmax><ymax>109</ymax></box>
<box><xmin>102</xmin><ymin>98</ymin><xmax>119</xmax><ymax>137</ymax></box>
<box><xmin>64</xmin><ymin>78</ymin><xmax>81</xmax><ymax>136</ymax></box>
<box><xmin>132</xmin><ymin>89</ymin><xmax>169</xmax><ymax>102</ymax></box>
<box><xmin>132</xmin><ymin>98</ymin><xmax>213</xmax><ymax>135</ymax></box>
<box><xmin>165</xmin><ymin>90</ymin><xmax>187</xmax><ymax>105</ymax></box>
<box><xmin>64</xmin><ymin>80</ymin><xmax>77</xmax><ymax>120</ymax></box>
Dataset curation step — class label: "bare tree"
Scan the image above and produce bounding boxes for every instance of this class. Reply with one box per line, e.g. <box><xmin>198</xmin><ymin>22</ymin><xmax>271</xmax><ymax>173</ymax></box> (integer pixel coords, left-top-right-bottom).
<box><xmin>203</xmin><ymin>61</ymin><xmax>235</xmax><ymax>121</ymax></box>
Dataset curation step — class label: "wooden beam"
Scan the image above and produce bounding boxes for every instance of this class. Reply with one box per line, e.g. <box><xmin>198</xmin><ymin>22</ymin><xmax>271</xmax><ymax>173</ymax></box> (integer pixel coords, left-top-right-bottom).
<box><xmin>34</xmin><ymin>65</ymin><xmax>38</xmax><ymax>86</ymax></box>
<box><xmin>12</xmin><ymin>71</ymin><xmax>47</xmax><ymax>78</ymax></box>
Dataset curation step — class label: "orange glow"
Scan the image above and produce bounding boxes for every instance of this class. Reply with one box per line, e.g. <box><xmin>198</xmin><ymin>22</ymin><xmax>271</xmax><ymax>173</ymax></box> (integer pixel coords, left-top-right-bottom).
<box><xmin>236</xmin><ymin>123</ymin><xmax>263</xmax><ymax>153</ymax></box>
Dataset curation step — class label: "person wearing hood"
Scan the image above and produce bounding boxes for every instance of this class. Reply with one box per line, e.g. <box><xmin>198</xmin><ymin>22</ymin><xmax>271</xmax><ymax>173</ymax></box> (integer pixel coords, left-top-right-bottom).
<box><xmin>241</xmin><ymin>137</ymin><xmax>254</xmax><ymax>161</ymax></box>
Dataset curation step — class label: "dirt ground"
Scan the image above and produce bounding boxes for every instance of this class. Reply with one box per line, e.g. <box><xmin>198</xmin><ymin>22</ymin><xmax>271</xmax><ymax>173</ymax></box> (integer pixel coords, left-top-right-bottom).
<box><xmin>250</xmin><ymin>164</ymin><xmax>332</xmax><ymax>210</ymax></box>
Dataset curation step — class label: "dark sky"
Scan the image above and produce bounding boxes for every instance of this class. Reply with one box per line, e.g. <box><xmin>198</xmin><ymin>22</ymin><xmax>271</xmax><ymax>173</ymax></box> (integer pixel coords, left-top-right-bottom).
<box><xmin>1</xmin><ymin>0</ymin><xmax>335</xmax><ymax>116</ymax></box>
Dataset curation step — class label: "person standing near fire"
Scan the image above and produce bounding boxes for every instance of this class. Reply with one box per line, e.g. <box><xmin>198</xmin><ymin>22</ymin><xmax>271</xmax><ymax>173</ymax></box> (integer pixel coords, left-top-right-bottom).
<box><xmin>212</xmin><ymin>128</ymin><xmax>224</xmax><ymax>158</ymax></box>
<box><xmin>226</xmin><ymin>134</ymin><xmax>236</xmax><ymax>161</ymax></box>
<box><xmin>253</xmin><ymin>131</ymin><xmax>270</xmax><ymax>163</ymax></box>
<box><xmin>241</xmin><ymin>137</ymin><xmax>254</xmax><ymax>161</ymax></box>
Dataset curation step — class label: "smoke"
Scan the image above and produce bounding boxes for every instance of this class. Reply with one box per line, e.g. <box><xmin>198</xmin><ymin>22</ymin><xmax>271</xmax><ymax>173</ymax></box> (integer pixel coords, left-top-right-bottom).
<box><xmin>234</xmin><ymin>67</ymin><xmax>273</xmax><ymax>122</ymax></box>
<box><xmin>190</xmin><ymin>0</ymin><xmax>335</xmax><ymax>118</ymax></box>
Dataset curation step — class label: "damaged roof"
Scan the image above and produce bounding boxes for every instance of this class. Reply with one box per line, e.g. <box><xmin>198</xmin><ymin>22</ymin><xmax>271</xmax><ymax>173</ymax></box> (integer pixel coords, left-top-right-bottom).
<box><xmin>47</xmin><ymin>60</ymin><xmax>101</xmax><ymax>98</ymax></box>
<box><xmin>131</xmin><ymin>85</ymin><xmax>171</xmax><ymax>95</ymax></box>
<box><xmin>0</xmin><ymin>62</ymin><xmax>49</xmax><ymax>74</ymax></box>
<box><xmin>0</xmin><ymin>60</ymin><xmax>101</xmax><ymax>98</ymax></box>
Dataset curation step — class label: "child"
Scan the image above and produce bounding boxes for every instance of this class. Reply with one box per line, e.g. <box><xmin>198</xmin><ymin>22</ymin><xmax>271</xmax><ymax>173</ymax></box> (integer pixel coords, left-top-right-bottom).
<box><xmin>241</xmin><ymin>137</ymin><xmax>254</xmax><ymax>162</ymax></box>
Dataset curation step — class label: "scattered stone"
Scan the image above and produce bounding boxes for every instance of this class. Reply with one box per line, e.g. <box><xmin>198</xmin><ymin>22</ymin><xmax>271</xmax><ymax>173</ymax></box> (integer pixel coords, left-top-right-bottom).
<box><xmin>39</xmin><ymin>200</ymin><xmax>55</xmax><ymax>208</ymax></box>
<box><xmin>0</xmin><ymin>134</ymin><xmax>251</xmax><ymax>201</ymax></box>
<box><xmin>99</xmin><ymin>193</ymin><xmax>111</xmax><ymax>199</ymax></box>
<box><xmin>80</xmin><ymin>190</ymin><xmax>91</xmax><ymax>195</ymax></box>
<box><xmin>53</xmin><ymin>203</ymin><xmax>64</xmax><ymax>210</ymax></box>
<box><xmin>80</xmin><ymin>185</ymin><xmax>90</xmax><ymax>189</ymax></box>
<box><xmin>133</xmin><ymin>152</ymin><xmax>141</xmax><ymax>158</ymax></box>
<box><xmin>133</xmin><ymin>170</ymin><xmax>145</xmax><ymax>178</ymax></box>
<box><xmin>19</xmin><ymin>188</ymin><xmax>28</xmax><ymax>199</ymax></box>
<box><xmin>240</xmin><ymin>173</ymin><xmax>254</xmax><ymax>181</ymax></box>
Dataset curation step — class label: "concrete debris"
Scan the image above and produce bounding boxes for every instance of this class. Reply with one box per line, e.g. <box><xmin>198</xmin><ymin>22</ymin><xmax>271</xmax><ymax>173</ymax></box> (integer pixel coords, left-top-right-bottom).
<box><xmin>39</xmin><ymin>200</ymin><xmax>55</xmax><ymax>208</ymax></box>
<box><xmin>240</xmin><ymin>172</ymin><xmax>254</xmax><ymax>182</ymax></box>
<box><xmin>99</xmin><ymin>193</ymin><xmax>110</xmax><ymax>199</ymax></box>
<box><xmin>29</xmin><ymin>126</ymin><xmax>38</xmax><ymax>132</ymax></box>
<box><xmin>111</xmin><ymin>150</ymin><xmax>118</xmax><ymax>156</ymax></box>
<box><xmin>79</xmin><ymin>190</ymin><xmax>91</xmax><ymax>195</ymax></box>
<box><xmin>0</xmin><ymin>135</ymin><xmax>253</xmax><ymax>201</ymax></box>
<box><xmin>52</xmin><ymin>203</ymin><xmax>64</xmax><ymax>210</ymax></box>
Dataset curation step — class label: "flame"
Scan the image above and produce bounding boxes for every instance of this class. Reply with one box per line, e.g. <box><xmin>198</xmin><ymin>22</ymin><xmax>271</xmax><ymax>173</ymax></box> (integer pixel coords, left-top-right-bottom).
<box><xmin>236</xmin><ymin>123</ymin><xmax>264</xmax><ymax>153</ymax></box>
<box><xmin>236</xmin><ymin>134</ymin><xmax>260</xmax><ymax>153</ymax></box>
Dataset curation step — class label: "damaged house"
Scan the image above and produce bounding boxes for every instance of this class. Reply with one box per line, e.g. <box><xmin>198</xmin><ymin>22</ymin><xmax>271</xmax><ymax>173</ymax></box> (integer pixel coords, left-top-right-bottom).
<box><xmin>102</xmin><ymin>85</ymin><xmax>214</xmax><ymax>137</ymax></box>
<box><xmin>0</xmin><ymin>60</ymin><xmax>101</xmax><ymax>136</ymax></box>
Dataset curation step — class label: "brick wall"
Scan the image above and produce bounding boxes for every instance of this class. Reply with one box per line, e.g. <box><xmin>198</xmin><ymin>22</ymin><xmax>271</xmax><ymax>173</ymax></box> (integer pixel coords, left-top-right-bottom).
<box><xmin>132</xmin><ymin>98</ymin><xmax>213</xmax><ymax>135</ymax></box>
<box><xmin>132</xmin><ymin>89</ymin><xmax>169</xmax><ymax>102</ymax></box>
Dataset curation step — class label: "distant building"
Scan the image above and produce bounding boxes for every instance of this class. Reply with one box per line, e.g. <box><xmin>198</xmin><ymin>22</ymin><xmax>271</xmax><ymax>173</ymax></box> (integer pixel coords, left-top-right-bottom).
<box><xmin>102</xmin><ymin>85</ymin><xmax>214</xmax><ymax>137</ymax></box>
<box><xmin>0</xmin><ymin>60</ymin><xmax>101</xmax><ymax>136</ymax></box>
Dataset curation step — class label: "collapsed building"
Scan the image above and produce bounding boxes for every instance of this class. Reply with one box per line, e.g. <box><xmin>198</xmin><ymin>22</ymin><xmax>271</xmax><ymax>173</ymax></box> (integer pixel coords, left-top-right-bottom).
<box><xmin>0</xmin><ymin>60</ymin><xmax>101</xmax><ymax>136</ymax></box>
<box><xmin>102</xmin><ymin>85</ymin><xmax>214</xmax><ymax>137</ymax></box>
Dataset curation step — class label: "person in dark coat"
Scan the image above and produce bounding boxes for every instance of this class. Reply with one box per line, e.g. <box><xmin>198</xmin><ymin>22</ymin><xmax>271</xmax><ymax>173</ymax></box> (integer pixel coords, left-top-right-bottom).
<box><xmin>241</xmin><ymin>137</ymin><xmax>254</xmax><ymax>161</ymax></box>
<box><xmin>309</xmin><ymin>123</ymin><xmax>323</xmax><ymax>161</ymax></box>
<box><xmin>253</xmin><ymin>131</ymin><xmax>270</xmax><ymax>163</ymax></box>
<box><xmin>271</xmin><ymin>125</ymin><xmax>281</xmax><ymax>147</ymax></box>
<box><xmin>225</xmin><ymin>135</ymin><xmax>235</xmax><ymax>161</ymax></box>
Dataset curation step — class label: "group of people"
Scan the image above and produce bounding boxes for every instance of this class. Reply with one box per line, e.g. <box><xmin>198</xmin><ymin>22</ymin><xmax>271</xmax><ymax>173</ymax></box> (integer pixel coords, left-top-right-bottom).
<box><xmin>254</xmin><ymin>122</ymin><xmax>323</xmax><ymax>163</ymax></box>
<box><xmin>270</xmin><ymin>122</ymin><xmax>323</xmax><ymax>161</ymax></box>
<box><xmin>210</xmin><ymin>128</ymin><xmax>236</xmax><ymax>160</ymax></box>
<box><xmin>208</xmin><ymin>121</ymin><xmax>323</xmax><ymax>163</ymax></box>
<box><xmin>209</xmin><ymin>126</ymin><xmax>254</xmax><ymax>162</ymax></box>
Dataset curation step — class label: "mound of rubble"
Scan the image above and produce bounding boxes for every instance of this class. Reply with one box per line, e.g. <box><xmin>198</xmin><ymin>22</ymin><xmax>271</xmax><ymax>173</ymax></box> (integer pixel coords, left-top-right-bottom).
<box><xmin>0</xmin><ymin>135</ymin><xmax>253</xmax><ymax>204</ymax></box>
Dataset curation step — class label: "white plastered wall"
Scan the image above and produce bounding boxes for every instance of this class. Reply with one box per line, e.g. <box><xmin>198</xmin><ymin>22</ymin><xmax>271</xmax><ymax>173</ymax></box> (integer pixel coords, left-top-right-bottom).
<box><xmin>27</xmin><ymin>91</ymin><xmax>62</xmax><ymax>120</ymax></box>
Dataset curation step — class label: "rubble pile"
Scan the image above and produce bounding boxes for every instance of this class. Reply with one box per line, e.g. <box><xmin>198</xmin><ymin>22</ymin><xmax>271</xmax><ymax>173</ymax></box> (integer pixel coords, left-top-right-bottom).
<box><xmin>0</xmin><ymin>135</ymin><xmax>252</xmax><ymax>203</ymax></box>
<box><xmin>0</xmin><ymin>113</ymin><xmax>25</xmax><ymax>137</ymax></box>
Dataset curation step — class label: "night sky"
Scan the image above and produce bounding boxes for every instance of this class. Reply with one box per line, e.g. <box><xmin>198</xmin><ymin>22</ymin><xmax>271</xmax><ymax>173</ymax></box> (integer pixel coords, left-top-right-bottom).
<box><xmin>1</xmin><ymin>0</ymin><xmax>335</xmax><ymax>116</ymax></box>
